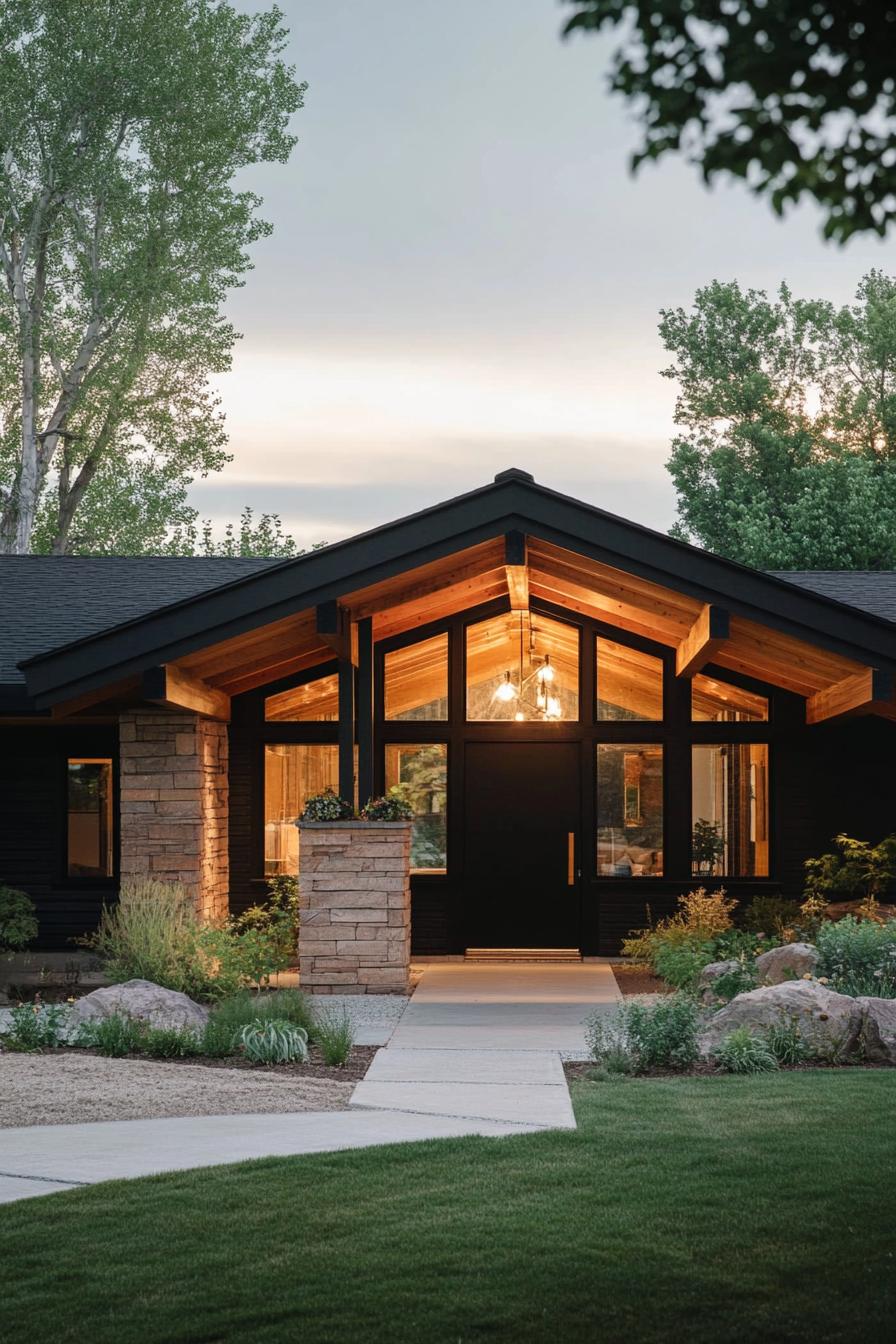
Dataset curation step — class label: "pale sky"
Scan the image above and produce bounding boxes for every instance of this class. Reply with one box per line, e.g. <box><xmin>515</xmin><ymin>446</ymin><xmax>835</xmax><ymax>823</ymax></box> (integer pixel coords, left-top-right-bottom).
<box><xmin>193</xmin><ymin>0</ymin><xmax>892</xmax><ymax>549</ymax></box>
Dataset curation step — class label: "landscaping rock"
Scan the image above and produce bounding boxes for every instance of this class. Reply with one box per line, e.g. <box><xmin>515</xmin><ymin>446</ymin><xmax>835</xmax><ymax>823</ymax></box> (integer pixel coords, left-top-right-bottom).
<box><xmin>698</xmin><ymin>959</ymin><xmax>740</xmax><ymax>1003</ymax></box>
<box><xmin>69</xmin><ymin>979</ymin><xmax>209</xmax><ymax>1032</ymax></box>
<box><xmin>698</xmin><ymin>980</ymin><xmax>863</xmax><ymax>1060</ymax></box>
<box><xmin>823</xmin><ymin>900</ymin><xmax>896</xmax><ymax>924</ymax></box>
<box><xmin>857</xmin><ymin>997</ymin><xmax>896</xmax><ymax>1065</ymax></box>
<box><xmin>754</xmin><ymin>942</ymin><xmax>819</xmax><ymax>985</ymax></box>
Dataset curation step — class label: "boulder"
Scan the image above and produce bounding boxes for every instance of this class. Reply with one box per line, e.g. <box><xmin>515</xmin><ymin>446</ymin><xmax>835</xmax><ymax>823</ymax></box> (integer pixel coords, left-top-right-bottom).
<box><xmin>857</xmin><ymin>997</ymin><xmax>896</xmax><ymax>1065</ymax></box>
<box><xmin>697</xmin><ymin>959</ymin><xmax>741</xmax><ymax>1003</ymax></box>
<box><xmin>70</xmin><ymin>979</ymin><xmax>208</xmax><ymax>1032</ymax></box>
<box><xmin>754</xmin><ymin>942</ymin><xmax>819</xmax><ymax>985</ymax></box>
<box><xmin>698</xmin><ymin>980</ymin><xmax>863</xmax><ymax>1060</ymax></box>
<box><xmin>823</xmin><ymin>901</ymin><xmax>896</xmax><ymax>925</ymax></box>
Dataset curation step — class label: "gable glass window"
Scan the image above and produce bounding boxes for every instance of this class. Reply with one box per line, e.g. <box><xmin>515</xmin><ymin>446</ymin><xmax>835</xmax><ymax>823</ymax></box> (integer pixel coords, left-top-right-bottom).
<box><xmin>67</xmin><ymin>758</ymin><xmax>113</xmax><ymax>878</ymax></box>
<box><xmin>265</xmin><ymin>673</ymin><xmax>339</xmax><ymax>722</ymax></box>
<box><xmin>264</xmin><ymin>744</ymin><xmax>339</xmax><ymax>875</ymax></box>
<box><xmin>596</xmin><ymin>745</ymin><xmax>663</xmax><ymax>877</ymax></box>
<box><xmin>385</xmin><ymin>743</ymin><xmax>447</xmax><ymax>872</ymax></box>
<box><xmin>466</xmin><ymin>610</ymin><xmax>579</xmax><ymax>721</ymax></box>
<box><xmin>596</xmin><ymin>639</ymin><xmax>663</xmax><ymax>720</ymax></box>
<box><xmin>692</xmin><ymin>744</ymin><xmax>769</xmax><ymax>877</ymax></box>
<box><xmin>692</xmin><ymin>674</ymin><xmax>768</xmax><ymax>723</ymax></box>
<box><xmin>384</xmin><ymin>633</ymin><xmax>449</xmax><ymax>720</ymax></box>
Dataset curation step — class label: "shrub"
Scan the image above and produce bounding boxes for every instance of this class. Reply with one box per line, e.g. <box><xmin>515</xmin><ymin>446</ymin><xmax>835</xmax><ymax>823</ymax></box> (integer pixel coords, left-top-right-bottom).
<box><xmin>209</xmin><ymin>989</ymin><xmax>314</xmax><ymax>1038</ymax></box>
<box><xmin>815</xmin><ymin>916</ymin><xmax>896</xmax><ymax>997</ymax></box>
<box><xmin>199</xmin><ymin>1015</ymin><xmax>240</xmax><ymax>1058</ymax></box>
<box><xmin>238</xmin><ymin>1018</ymin><xmax>309</xmax><ymax>1064</ymax></box>
<box><xmin>617</xmin><ymin>993</ymin><xmax>699</xmax><ymax>1071</ymax></box>
<box><xmin>744</xmin><ymin>895</ymin><xmax>802</xmax><ymax>941</ymax></box>
<box><xmin>0</xmin><ymin>1001</ymin><xmax>68</xmax><ymax>1051</ymax></box>
<box><xmin>710</xmin><ymin>957</ymin><xmax>759</xmax><ymax>1003</ymax></box>
<box><xmin>361</xmin><ymin>790</ymin><xmax>414</xmax><ymax>822</ymax></box>
<box><xmin>81</xmin><ymin>879</ymin><xmax>217</xmax><ymax>998</ymax></box>
<box><xmin>312</xmin><ymin>1008</ymin><xmax>354</xmax><ymax>1066</ymax></box>
<box><xmin>652</xmin><ymin>941</ymin><xmax>712</xmax><ymax>992</ymax></box>
<box><xmin>765</xmin><ymin>1016</ymin><xmax>810</xmax><ymax>1066</ymax></box>
<box><xmin>0</xmin><ymin>884</ymin><xmax>38</xmax><ymax>952</ymax></box>
<box><xmin>231</xmin><ymin>876</ymin><xmax>299</xmax><ymax>979</ymax></box>
<box><xmin>714</xmin><ymin>1027</ymin><xmax>779</xmax><ymax>1074</ymax></box>
<box><xmin>622</xmin><ymin>888</ymin><xmax>741</xmax><ymax>992</ymax></box>
<box><xmin>803</xmin><ymin>833</ymin><xmax>896</xmax><ymax>924</ymax></box>
<box><xmin>140</xmin><ymin>1025</ymin><xmax>203</xmax><ymax>1059</ymax></box>
<box><xmin>584</xmin><ymin>1014</ymin><xmax>635</xmax><ymax>1075</ymax></box>
<box><xmin>76</xmin><ymin>1013</ymin><xmax>146</xmax><ymax>1057</ymax></box>
<box><xmin>300</xmin><ymin>788</ymin><xmax>354</xmax><ymax>822</ymax></box>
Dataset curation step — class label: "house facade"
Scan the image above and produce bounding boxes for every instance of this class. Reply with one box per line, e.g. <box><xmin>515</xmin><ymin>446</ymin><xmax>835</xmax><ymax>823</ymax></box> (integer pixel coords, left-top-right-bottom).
<box><xmin>3</xmin><ymin>469</ymin><xmax>896</xmax><ymax>957</ymax></box>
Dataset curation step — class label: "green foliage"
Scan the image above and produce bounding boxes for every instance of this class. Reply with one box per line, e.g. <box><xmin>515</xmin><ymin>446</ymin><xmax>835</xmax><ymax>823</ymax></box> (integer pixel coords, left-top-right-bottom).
<box><xmin>238</xmin><ymin>1018</ymin><xmax>308</xmax><ymax>1065</ymax></box>
<box><xmin>714</xmin><ymin>1028</ymin><xmax>779</xmax><ymax>1075</ymax></box>
<box><xmin>0</xmin><ymin>884</ymin><xmax>38</xmax><ymax>952</ymax></box>
<box><xmin>76</xmin><ymin>1013</ymin><xmax>146</xmax><ymax>1057</ymax></box>
<box><xmin>167</xmin><ymin>509</ymin><xmax>301</xmax><ymax>559</ymax></box>
<box><xmin>815</xmin><ymin>917</ymin><xmax>896</xmax><ymax>999</ymax></box>
<box><xmin>0</xmin><ymin>1001</ymin><xmax>68</xmax><ymax>1051</ymax></box>
<box><xmin>657</xmin><ymin>276</ymin><xmax>896</xmax><ymax>567</ymax></box>
<box><xmin>561</xmin><ymin>4</ymin><xmax>896</xmax><ymax>242</ymax></box>
<box><xmin>617</xmin><ymin>994</ymin><xmax>700</xmax><ymax>1072</ymax></box>
<box><xmin>744</xmin><ymin>897</ymin><xmax>802</xmax><ymax>941</ymax></box>
<box><xmin>199</xmin><ymin>1015</ymin><xmax>240</xmax><ymax>1059</ymax></box>
<box><xmin>139</xmin><ymin>1025</ymin><xmax>203</xmax><ymax>1059</ymax></box>
<box><xmin>301</xmin><ymin>788</ymin><xmax>355</xmax><ymax>822</ymax></box>
<box><xmin>709</xmin><ymin>959</ymin><xmax>759</xmax><ymax>1005</ymax></box>
<box><xmin>388</xmin><ymin>746</ymin><xmax>448</xmax><ymax>869</ymax></box>
<box><xmin>208</xmin><ymin>989</ymin><xmax>314</xmax><ymax>1041</ymax></box>
<box><xmin>0</xmin><ymin>0</ymin><xmax>304</xmax><ymax>555</ymax></box>
<box><xmin>765</xmin><ymin>1017</ymin><xmax>810</xmax><ymax>1067</ymax></box>
<box><xmin>651</xmin><ymin>942</ymin><xmax>711</xmax><ymax>994</ymax></box>
<box><xmin>691</xmin><ymin>819</ymin><xmax>724</xmax><ymax>877</ymax></box>
<box><xmin>230</xmin><ymin>876</ymin><xmax>299</xmax><ymax>977</ymax></box>
<box><xmin>312</xmin><ymin>1009</ymin><xmax>354</xmax><ymax>1067</ymax></box>
<box><xmin>804</xmin><ymin>834</ymin><xmax>896</xmax><ymax>915</ymax></box>
<box><xmin>584</xmin><ymin>1015</ymin><xmax>635</xmax><ymax>1076</ymax></box>
<box><xmin>623</xmin><ymin>887</ymin><xmax>738</xmax><ymax>985</ymax></box>
<box><xmin>361</xmin><ymin>792</ymin><xmax>414</xmax><ymax>822</ymax></box>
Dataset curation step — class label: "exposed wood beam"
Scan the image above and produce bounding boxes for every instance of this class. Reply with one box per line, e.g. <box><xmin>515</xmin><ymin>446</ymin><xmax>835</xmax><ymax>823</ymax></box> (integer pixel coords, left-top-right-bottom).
<box><xmin>50</xmin><ymin>676</ymin><xmax>141</xmax><ymax>719</ymax></box>
<box><xmin>504</xmin><ymin>530</ymin><xmax>528</xmax><ymax>612</ymax></box>
<box><xmin>806</xmin><ymin>668</ymin><xmax>896</xmax><ymax>724</ymax></box>
<box><xmin>316</xmin><ymin>601</ymin><xmax>357</xmax><ymax>666</ymax></box>
<box><xmin>142</xmin><ymin>665</ymin><xmax>230</xmax><ymax>721</ymax></box>
<box><xmin>349</xmin><ymin>555</ymin><xmax>504</xmax><ymax>620</ymax></box>
<box><xmin>676</xmin><ymin>605</ymin><xmax>730</xmax><ymax>678</ymax></box>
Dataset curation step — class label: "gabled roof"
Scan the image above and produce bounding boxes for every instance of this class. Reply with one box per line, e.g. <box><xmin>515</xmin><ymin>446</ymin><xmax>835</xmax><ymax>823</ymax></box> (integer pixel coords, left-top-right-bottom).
<box><xmin>771</xmin><ymin>572</ymin><xmax>896</xmax><ymax>625</ymax></box>
<box><xmin>12</xmin><ymin>469</ymin><xmax>896</xmax><ymax>711</ymax></box>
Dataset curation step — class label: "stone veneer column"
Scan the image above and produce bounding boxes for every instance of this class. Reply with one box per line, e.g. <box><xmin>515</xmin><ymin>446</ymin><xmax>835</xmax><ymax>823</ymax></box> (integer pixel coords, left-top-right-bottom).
<box><xmin>119</xmin><ymin>709</ymin><xmax>229</xmax><ymax>922</ymax></box>
<box><xmin>298</xmin><ymin>821</ymin><xmax>411</xmax><ymax>994</ymax></box>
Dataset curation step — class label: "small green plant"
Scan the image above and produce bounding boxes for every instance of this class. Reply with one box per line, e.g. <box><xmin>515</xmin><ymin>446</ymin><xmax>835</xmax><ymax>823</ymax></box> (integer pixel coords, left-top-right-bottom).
<box><xmin>76</xmin><ymin>1013</ymin><xmax>146</xmax><ymax>1057</ymax></box>
<box><xmin>744</xmin><ymin>895</ymin><xmax>802</xmax><ymax>941</ymax></box>
<box><xmin>816</xmin><ymin>916</ymin><xmax>896</xmax><ymax>998</ymax></box>
<box><xmin>0</xmin><ymin>884</ymin><xmax>39</xmax><ymax>951</ymax></box>
<box><xmin>803</xmin><ymin>833</ymin><xmax>896</xmax><ymax>924</ymax></box>
<box><xmin>238</xmin><ymin>1018</ymin><xmax>309</xmax><ymax>1064</ymax></box>
<box><xmin>0</xmin><ymin>1001</ymin><xmax>68</xmax><ymax>1051</ymax></box>
<box><xmin>300</xmin><ymin>788</ymin><xmax>354</xmax><ymax>822</ymax></box>
<box><xmin>765</xmin><ymin>1016</ymin><xmax>810</xmax><ymax>1066</ymax></box>
<box><xmin>312</xmin><ymin>1008</ymin><xmax>354</xmax><ymax>1065</ymax></box>
<box><xmin>199</xmin><ymin>1016</ymin><xmax>240</xmax><ymax>1058</ymax></box>
<box><xmin>140</xmin><ymin>1025</ymin><xmax>203</xmax><ymax>1059</ymax></box>
<box><xmin>584</xmin><ymin>1015</ymin><xmax>635</xmax><ymax>1075</ymax></box>
<box><xmin>710</xmin><ymin>957</ymin><xmax>758</xmax><ymax>1003</ymax></box>
<box><xmin>714</xmin><ymin>1027</ymin><xmax>779</xmax><ymax>1074</ymax></box>
<box><xmin>617</xmin><ymin>993</ymin><xmax>699</xmax><ymax>1071</ymax></box>
<box><xmin>231</xmin><ymin>876</ymin><xmax>299</xmax><ymax>979</ymax></box>
<box><xmin>208</xmin><ymin>989</ymin><xmax>314</xmax><ymax>1040</ymax></box>
<box><xmin>652</xmin><ymin>940</ymin><xmax>712</xmax><ymax>992</ymax></box>
<box><xmin>361</xmin><ymin>790</ymin><xmax>414</xmax><ymax>822</ymax></box>
<box><xmin>692</xmin><ymin>819</ymin><xmax>725</xmax><ymax>876</ymax></box>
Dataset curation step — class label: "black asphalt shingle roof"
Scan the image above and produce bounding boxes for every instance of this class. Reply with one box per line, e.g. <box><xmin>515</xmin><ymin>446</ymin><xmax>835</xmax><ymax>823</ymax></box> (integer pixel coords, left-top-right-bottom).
<box><xmin>769</xmin><ymin>572</ymin><xmax>896</xmax><ymax>626</ymax></box>
<box><xmin>0</xmin><ymin>556</ymin><xmax>280</xmax><ymax>685</ymax></box>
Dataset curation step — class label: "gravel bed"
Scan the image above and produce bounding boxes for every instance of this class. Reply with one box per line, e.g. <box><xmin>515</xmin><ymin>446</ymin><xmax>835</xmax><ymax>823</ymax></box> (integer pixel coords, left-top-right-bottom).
<box><xmin>305</xmin><ymin>994</ymin><xmax>409</xmax><ymax>1025</ymax></box>
<box><xmin>0</xmin><ymin>1052</ymin><xmax>356</xmax><ymax>1129</ymax></box>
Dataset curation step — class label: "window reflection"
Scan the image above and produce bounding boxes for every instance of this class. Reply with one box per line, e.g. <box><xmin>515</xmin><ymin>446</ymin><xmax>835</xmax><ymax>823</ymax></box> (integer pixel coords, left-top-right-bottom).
<box><xmin>692</xmin><ymin>743</ymin><xmax>769</xmax><ymax>876</ymax></box>
<box><xmin>67</xmin><ymin>758</ymin><xmax>113</xmax><ymax>878</ymax></box>
<box><xmin>264</xmin><ymin>744</ymin><xmax>339</xmax><ymax>875</ymax></box>
<box><xmin>596</xmin><ymin>745</ymin><xmax>663</xmax><ymax>877</ymax></box>
<box><xmin>385</xmin><ymin>743</ymin><xmax>447</xmax><ymax>872</ymax></box>
<box><xmin>597</xmin><ymin>639</ymin><xmax>663</xmax><ymax>720</ymax></box>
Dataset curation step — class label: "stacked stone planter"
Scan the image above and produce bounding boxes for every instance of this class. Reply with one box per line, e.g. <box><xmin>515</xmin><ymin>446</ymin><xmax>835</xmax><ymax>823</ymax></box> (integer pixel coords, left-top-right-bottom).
<box><xmin>297</xmin><ymin>820</ymin><xmax>411</xmax><ymax>994</ymax></box>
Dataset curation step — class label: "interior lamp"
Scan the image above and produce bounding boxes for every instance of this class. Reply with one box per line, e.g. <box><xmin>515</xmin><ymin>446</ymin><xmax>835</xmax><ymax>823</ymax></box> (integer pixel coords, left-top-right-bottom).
<box><xmin>494</xmin><ymin>671</ymin><xmax>517</xmax><ymax>703</ymax></box>
<box><xmin>536</xmin><ymin>655</ymin><xmax>555</xmax><ymax>683</ymax></box>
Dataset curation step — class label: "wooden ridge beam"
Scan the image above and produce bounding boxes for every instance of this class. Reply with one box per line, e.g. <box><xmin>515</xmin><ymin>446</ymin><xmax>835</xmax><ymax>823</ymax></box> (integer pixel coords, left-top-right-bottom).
<box><xmin>676</xmin><ymin>604</ymin><xmax>730</xmax><ymax>678</ymax></box>
<box><xmin>316</xmin><ymin>601</ymin><xmax>357</xmax><ymax>666</ymax></box>
<box><xmin>142</xmin><ymin>665</ymin><xmax>230</xmax><ymax>721</ymax></box>
<box><xmin>504</xmin><ymin>530</ymin><xmax>528</xmax><ymax>612</ymax></box>
<box><xmin>806</xmin><ymin>668</ymin><xmax>896</xmax><ymax>725</ymax></box>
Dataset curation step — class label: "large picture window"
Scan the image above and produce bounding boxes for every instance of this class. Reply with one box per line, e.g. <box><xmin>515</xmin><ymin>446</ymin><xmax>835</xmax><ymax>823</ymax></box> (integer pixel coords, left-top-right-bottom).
<box><xmin>264</xmin><ymin>744</ymin><xmax>339</xmax><ymax>875</ymax></box>
<box><xmin>384</xmin><ymin>743</ymin><xmax>447</xmax><ymax>873</ymax></box>
<box><xmin>596</xmin><ymin>744</ymin><xmax>663</xmax><ymax>877</ymax></box>
<box><xmin>466</xmin><ymin>610</ymin><xmax>579</xmax><ymax>721</ymax></box>
<box><xmin>692</xmin><ymin>743</ymin><xmax>769</xmax><ymax>877</ymax></box>
<box><xmin>67</xmin><ymin>758</ymin><xmax>113</xmax><ymax>878</ymax></box>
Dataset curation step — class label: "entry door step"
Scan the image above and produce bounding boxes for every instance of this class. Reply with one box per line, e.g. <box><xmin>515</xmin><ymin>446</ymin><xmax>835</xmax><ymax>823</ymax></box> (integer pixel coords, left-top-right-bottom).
<box><xmin>464</xmin><ymin>948</ymin><xmax>582</xmax><ymax>964</ymax></box>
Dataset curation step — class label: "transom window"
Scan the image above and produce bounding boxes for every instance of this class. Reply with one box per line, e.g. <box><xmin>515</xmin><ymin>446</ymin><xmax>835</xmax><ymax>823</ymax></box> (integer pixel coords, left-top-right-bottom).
<box><xmin>465</xmin><ymin>610</ymin><xmax>579</xmax><ymax>721</ymax></box>
<box><xmin>384</xmin><ymin>633</ymin><xmax>449</xmax><ymax>721</ymax></box>
<box><xmin>265</xmin><ymin>673</ymin><xmax>339</xmax><ymax>722</ymax></box>
<box><xmin>692</xmin><ymin>674</ymin><xmax>768</xmax><ymax>723</ymax></box>
<box><xmin>597</xmin><ymin>639</ymin><xmax>663</xmax><ymax>721</ymax></box>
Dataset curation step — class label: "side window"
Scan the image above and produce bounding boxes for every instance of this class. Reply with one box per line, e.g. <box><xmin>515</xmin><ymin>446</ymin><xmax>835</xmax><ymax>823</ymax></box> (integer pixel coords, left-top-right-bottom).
<box><xmin>67</xmin><ymin>758</ymin><xmax>114</xmax><ymax>878</ymax></box>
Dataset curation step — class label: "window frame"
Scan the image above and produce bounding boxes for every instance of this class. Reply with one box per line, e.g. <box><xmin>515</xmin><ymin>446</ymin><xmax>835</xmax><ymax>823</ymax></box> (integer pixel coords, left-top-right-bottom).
<box><xmin>62</xmin><ymin>750</ymin><xmax>118</xmax><ymax>887</ymax></box>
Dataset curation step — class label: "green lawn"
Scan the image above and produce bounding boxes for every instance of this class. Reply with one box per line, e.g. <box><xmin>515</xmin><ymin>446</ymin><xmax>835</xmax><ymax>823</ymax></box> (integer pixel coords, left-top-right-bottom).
<box><xmin>3</xmin><ymin>1073</ymin><xmax>894</xmax><ymax>1344</ymax></box>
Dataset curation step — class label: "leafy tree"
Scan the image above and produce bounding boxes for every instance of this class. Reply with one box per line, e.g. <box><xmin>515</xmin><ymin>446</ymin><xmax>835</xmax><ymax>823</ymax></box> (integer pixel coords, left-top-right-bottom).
<box><xmin>0</xmin><ymin>0</ymin><xmax>304</xmax><ymax>555</ymax></box>
<box><xmin>168</xmin><ymin>507</ymin><xmax>302</xmax><ymax>558</ymax></box>
<box><xmin>661</xmin><ymin>272</ymin><xmax>896</xmax><ymax>568</ymax></box>
<box><xmin>562</xmin><ymin>2</ymin><xmax>896</xmax><ymax>241</ymax></box>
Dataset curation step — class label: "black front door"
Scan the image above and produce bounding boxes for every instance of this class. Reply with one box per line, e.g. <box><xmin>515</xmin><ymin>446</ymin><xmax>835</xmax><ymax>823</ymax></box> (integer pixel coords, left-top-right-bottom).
<box><xmin>463</xmin><ymin>740</ymin><xmax>581</xmax><ymax>948</ymax></box>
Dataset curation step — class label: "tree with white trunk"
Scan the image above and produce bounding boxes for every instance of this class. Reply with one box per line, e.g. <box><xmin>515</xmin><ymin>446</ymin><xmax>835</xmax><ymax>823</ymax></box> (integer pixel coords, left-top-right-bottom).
<box><xmin>0</xmin><ymin>0</ymin><xmax>304</xmax><ymax>555</ymax></box>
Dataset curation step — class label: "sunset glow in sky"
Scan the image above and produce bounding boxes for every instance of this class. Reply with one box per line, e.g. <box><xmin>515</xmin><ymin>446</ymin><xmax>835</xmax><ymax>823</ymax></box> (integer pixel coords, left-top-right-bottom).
<box><xmin>197</xmin><ymin>0</ymin><xmax>891</xmax><ymax>548</ymax></box>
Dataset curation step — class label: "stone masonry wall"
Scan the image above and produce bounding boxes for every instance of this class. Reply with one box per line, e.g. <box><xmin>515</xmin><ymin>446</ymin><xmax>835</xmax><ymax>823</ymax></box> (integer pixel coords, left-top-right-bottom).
<box><xmin>119</xmin><ymin>710</ymin><xmax>229</xmax><ymax>922</ymax></box>
<box><xmin>298</xmin><ymin>821</ymin><xmax>411</xmax><ymax>994</ymax></box>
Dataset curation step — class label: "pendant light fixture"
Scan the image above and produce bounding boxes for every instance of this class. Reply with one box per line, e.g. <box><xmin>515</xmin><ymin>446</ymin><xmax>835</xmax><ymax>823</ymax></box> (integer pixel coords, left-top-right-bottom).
<box><xmin>491</xmin><ymin>609</ymin><xmax>562</xmax><ymax>720</ymax></box>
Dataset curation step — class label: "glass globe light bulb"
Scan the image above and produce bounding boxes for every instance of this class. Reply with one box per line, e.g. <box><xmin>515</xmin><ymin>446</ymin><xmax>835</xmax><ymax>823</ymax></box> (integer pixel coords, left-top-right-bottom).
<box><xmin>536</xmin><ymin>656</ymin><xmax>555</xmax><ymax>683</ymax></box>
<box><xmin>494</xmin><ymin>672</ymin><xmax>517</xmax><ymax>703</ymax></box>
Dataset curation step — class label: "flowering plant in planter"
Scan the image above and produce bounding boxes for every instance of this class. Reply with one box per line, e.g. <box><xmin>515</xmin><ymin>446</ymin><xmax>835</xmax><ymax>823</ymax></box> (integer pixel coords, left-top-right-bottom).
<box><xmin>300</xmin><ymin>788</ymin><xmax>355</xmax><ymax>822</ymax></box>
<box><xmin>361</xmin><ymin>789</ymin><xmax>414</xmax><ymax>822</ymax></box>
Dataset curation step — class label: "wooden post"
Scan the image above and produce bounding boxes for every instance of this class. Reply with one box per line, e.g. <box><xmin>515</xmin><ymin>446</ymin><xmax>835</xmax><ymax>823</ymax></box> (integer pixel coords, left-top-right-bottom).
<box><xmin>357</xmin><ymin>616</ymin><xmax>374</xmax><ymax>807</ymax></box>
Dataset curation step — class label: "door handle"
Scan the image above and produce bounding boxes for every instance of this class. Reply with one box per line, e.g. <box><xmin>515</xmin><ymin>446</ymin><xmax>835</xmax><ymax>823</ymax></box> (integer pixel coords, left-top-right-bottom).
<box><xmin>567</xmin><ymin>832</ymin><xmax>575</xmax><ymax>886</ymax></box>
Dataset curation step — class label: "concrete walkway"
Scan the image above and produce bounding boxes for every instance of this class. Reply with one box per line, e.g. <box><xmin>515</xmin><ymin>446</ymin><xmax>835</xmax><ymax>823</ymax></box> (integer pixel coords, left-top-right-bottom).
<box><xmin>0</xmin><ymin>962</ymin><xmax>620</xmax><ymax>1203</ymax></box>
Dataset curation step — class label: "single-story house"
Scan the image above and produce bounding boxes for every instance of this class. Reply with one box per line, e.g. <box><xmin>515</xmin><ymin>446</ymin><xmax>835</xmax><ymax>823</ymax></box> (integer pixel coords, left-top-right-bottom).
<box><xmin>2</xmin><ymin>468</ymin><xmax>896</xmax><ymax>958</ymax></box>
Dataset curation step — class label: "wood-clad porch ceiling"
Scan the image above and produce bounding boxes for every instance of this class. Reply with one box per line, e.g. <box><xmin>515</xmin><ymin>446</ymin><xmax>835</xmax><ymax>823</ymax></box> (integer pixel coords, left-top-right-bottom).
<box><xmin>170</xmin><ymin>535</ymin><xmax>877</xmax><ymax>715</ymax></box>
